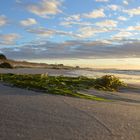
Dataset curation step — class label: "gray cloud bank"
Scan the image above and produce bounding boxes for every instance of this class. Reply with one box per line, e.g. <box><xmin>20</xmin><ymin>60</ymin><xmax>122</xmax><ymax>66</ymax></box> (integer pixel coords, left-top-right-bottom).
<box><xmin>0</xmin><ymin>40</ymin><xmax>140</xmax><ymax>60</ymax></box>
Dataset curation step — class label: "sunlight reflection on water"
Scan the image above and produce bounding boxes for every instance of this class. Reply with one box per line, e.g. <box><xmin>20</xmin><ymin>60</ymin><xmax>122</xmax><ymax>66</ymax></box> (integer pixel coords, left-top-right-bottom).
<box><xmin>68</xmin><ymin>69</ymin><xmax>140</xmax><ymax>85</ymax></box>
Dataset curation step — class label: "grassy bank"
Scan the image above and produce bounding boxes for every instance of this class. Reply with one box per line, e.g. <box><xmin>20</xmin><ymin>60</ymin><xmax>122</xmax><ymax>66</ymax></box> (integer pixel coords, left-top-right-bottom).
<box><xmin>0</xmin><ymin>74</ymin><xmax>125</xmax><ymax>101</ymax></box>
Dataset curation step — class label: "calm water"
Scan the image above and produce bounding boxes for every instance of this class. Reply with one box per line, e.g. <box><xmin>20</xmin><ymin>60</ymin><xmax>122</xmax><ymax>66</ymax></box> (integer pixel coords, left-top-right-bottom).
<box><xmin>0</xmin><ymin>68</ymin><xmax>140</xmax><ymax>85</ymax></box>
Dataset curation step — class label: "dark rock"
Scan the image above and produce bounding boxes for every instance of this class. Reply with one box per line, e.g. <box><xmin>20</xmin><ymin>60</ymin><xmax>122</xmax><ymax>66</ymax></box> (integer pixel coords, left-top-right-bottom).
<box><xmin>0</xmin><ymin>54</ymin><xmax>7</xmax><ymax>60</ymax></box>
<box><xmin>0</xmin><ymin>62</ymin><xmax>13</xmax><ymax>68</ymax></box>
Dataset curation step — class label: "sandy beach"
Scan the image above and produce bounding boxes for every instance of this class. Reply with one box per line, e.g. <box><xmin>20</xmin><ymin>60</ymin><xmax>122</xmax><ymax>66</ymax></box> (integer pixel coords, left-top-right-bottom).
<box><xmin>0</xmin><ymin>82</ymin><xmax>140</xmax><ymax>140</ymax></box>
<box><xmin>0</xmin><ymin>68</ymin><xmax>140</xmax><ymax>140</ymax></box>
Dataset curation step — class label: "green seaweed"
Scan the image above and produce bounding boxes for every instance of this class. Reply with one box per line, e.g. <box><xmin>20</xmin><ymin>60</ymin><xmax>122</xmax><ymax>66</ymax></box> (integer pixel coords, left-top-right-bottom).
<box><xmin>0</xmin><ymin>73</ymin><xmax>125</xmax><ymax>101</ymax></box>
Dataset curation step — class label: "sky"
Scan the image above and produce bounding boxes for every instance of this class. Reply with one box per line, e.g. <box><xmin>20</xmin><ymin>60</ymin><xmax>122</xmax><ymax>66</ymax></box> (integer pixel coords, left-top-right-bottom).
<box><xmin>0</xmin><ymin>0</ymin><xmax>140</xmax><ymax>69</ymax></box>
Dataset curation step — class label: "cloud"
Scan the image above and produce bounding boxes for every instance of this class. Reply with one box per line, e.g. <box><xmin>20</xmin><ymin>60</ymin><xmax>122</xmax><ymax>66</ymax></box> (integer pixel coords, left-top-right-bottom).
<box><xmin>123</xmin><ymin>0</ymin><xmax>129</xmax><ymax>5</ymax></box>
<box><xmin>0</xmin><ymin>33</ymin><xmax>20</xmax><ymax>45</ymax></box>
<box><xmin>27</xmin><ymin>0</ymin><xmax>62</xmax><ymax>18</ymax></box>
<box><xmin>60</xmin><ymin>21</ymin><xmax>94</xmax><ymax>27</ymax></box>
<box><xmin>27</xmin><ymin>27</ymin><xmax>77</xmax><ymax>38</ymax></box>
<box><xmin>1</xmin><ymin>40</ymin><xmax>140</xmax><ymax>60</ymax></box>
<box><xmin>61</xmin><ymin>8</ymin><xmax>107</xmax><ymax>27</ymax></box>
<box><xmin>64</xmin><ymin>14</ymin><xmax>81</xmax><ymax>21</ymax></box>
<box><xmin>16</xmin><ymin>0</ymin><xmax>22</xmax><ymax>3</ymax></box>
<box><xmin>60</xmin><ymin>14</ymin><xmax>82</xmax><ymax>27</ymax></box>
<box><xmin>20</xmin><ymin>18</ymin><xmax>37</xmax><ymax>26</ymax></box>
<box><xmin>95</xmin><ymin>0</ymin><xmax>109</xmax><ymax>2</ymax></box>
<box><xmin>126</xmin><ymin>25</ymin><xmax>140</xmax><ymax>31</ymax></box>
<box><xmin>77</xmin><ymin>26</ymin><xmax>110</xmax><ymax>38</ymax></box>
<box><xmin>27</xmin><ymin>28</ymin><xmax>54</xmax><ymax>37</ymax></box>
<box><xmin>108</xmin><ymin>5</ymin><xmax>120</xmax><ymax>11</ymax></box>
<box><xmin>118</xmin><ymin>16</ymin><xmax>128</xmax><ymax>21</ymax></box>
<box><xmin>62</xmin><ymin>9</ymin><xmax>106</xmax><ymax>26</ymax></box>
<box><xmin>112</xmin><ymin>31</ymin><xmax>133</xmax><ymax>40</ymax></box>
<box><xmin>83</xmin><ymin>9</ymin><xmax>105</xmax><ymax>18</ymax></box>
<box><xmin>0</xmin><ymin>15</ymin><xmax>8</xmax><ymax>26</ymax></box>
<box><xmin>27</xmin><ymin>25</ymin><xmax>110</xmax><ymax>39</ymax></box>
<box><xmin>95</xmin><ymin>20</ymin><xmax>118</xmax><ymax>28</ymax></box>
<box><xmin>27</xmin><ymin>23</ymin><xmax>113</xmax><ymax>39</ymax></box>
<box><xmin>124</xmin><ymin>7</ymin><xmax>140</xmax><ymax>16</ymax></box>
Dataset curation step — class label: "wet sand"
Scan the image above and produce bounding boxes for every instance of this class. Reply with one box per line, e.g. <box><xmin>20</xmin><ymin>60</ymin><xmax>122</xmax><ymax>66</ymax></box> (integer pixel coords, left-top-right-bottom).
<box><xmin>0</xmin><ymin>83</ymin><xmax>140</xmax><ymax>140</ymax></box>
<box><xmin>0</xmin><ymin>68</ymin><xmax>140</xmax><ymax>140</ymax></box>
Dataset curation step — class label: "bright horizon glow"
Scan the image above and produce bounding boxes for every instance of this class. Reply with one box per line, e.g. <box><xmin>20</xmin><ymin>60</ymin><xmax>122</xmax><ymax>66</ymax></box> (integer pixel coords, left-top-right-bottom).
<box><xmin>27</xmin><ymin>58</ymin><xmax>140</xmax><ymax>70</ymax></box>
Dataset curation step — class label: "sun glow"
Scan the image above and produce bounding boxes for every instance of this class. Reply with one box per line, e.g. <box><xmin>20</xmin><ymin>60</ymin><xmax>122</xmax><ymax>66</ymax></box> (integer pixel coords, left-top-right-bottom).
<box><xmin>28</xmin><ymin>58</ymin><xmax>140</xmax><ymax>70</ymax></box>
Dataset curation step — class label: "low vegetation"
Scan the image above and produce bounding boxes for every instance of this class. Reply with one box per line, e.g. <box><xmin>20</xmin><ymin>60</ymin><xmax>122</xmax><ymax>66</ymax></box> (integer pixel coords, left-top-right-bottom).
<box><xmin>94</xmin><ymin>75</ymin><xmax>126</xmax><ymax>91</ymax></box>
<box><xmin>0</xmin><ymin>54</ymin><xmax>7</xmax><ymax>60</ymax></box>
<box><xmin>0</xmin><ymin>54</ymin><xmax>13</xmax><ymax>68</ymax></box>
<box><xmin>0</xmin><ymin>74</ymin><xmax>126</xmax><ymax>101</ymax></box>
<box><xmin>0</xmin><ymin>62</ymin><xmax>13</xmax><ymax>68</ymax></box>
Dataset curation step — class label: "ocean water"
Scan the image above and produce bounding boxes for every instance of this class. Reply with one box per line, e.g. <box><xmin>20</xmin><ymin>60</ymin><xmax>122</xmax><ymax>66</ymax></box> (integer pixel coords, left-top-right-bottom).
<box><xmin>68</xmin><ymin>69</ymin><xmax>140</xmax><ymax>85</ymax></box>
<box><xmin>0</xmin><ymin>68</ymin><xmax>140</xmax><ymax>85</ymax></box>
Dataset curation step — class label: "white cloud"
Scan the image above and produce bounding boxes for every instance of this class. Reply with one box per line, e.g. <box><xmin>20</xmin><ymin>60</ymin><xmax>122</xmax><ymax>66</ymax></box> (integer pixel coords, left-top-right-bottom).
<box><xmin>95</xmin><ymin>20</ymin><xmax>118</xmax><ymax>28</ymax></box>
<box><xmin>62</xmin><ymin>9</ymin><xmax>106</xmax><ymax>25</ymax></box>
<box><xmin>60</xmin><ymin>21</ymin><xmax>94</xmax><ymax>27</ymax></box>
<box><xmin>118</xmin><ymin>16</ymin><xmax>128</xmax><ymax>21</ymax></box>
<box><xmin>77</xmin><ymin>26</ymin><xmax>109</xmax><ymax>38</ymax></box>
<box><xmin>124</xmin><ymin>7</ymin><xmax>140</xmax><ymax>16</ymax></box>
<box><xmin>16</xmin><ymin>0</ymin><xmax>22</xmax><ymax>3</ymax></box>
<box><xmin>27</xmin><ymin>0</ymin><xmax>62</xmax><ymax>18</ymax></box>
<box><xmin>95</xmin><ymin>0</ymin><xmax>109</xmax><ymax>2</ymax></box>
<box><xmin>78</xmin><ymin>27</ymin><xmax>97</xmax><ymax>38</ymax></box>
<box><xmin>64</xmin><ymin>14</ymin><xmax>81</xmax><ymax>21</ymax></box>
<box><xmin>126</xmin><ymin>25</ymin><xmax>140</xmax><ymax>31</ymax></box>
<box><xmin>0</xmin><ymin>33</ymin><xmax>20</xmax><ymax>45</ymax></box>
<box><xmin>123</xmin><ymin>0</ymin><xmax>129</xmax><ymax>5</ymax></box>
<box><xmin>61</xmin><ymin>9</ymin><xmax>107</xmax><ymax>27</ymax></box>
<box><xmin>20</xmin><ymin>18</ymin><xmax>37</xmax><ymax>26</ymax></box>
<box><xmin>83</xmin><ymin>9</ymin><xmax>105</xmax><ymax>18</ymax></box>
<box><xmin>27</xmin><ymin>27</ymin><xmax>77</xmax><ymax>38</ymax></box>
<box><xmin>27</xmin><ymin>25</ymin><xmax>111</xmax><ymax>39</ymax></box>
<box><xmin>27</xmin><ymin>28</ymin><xmax>55</xmax><ymax>37</ymax></box>
<box><xmin>60</xmin><ymin>14</ymin><xmax>82</xmax><ymax>27</ymax></box>
<box><xmin>0</xmin><ymin>15</ymin><xmax>8</xmax><ymax>26</ymax></box>
<box><xmin>112</xmin><ymin>31</ymin><xmax>133</xmax><ymax>40</ymax></box>
<box><xmin>108</xmin><ymin>5</ymin><xmax>120</xmax><ymax>11</ymax></box>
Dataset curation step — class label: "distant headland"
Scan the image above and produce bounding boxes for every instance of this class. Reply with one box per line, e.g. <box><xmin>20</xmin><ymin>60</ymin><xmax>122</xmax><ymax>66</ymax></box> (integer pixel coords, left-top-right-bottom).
<box><xmin>0</xmin><ymin>54</ymin><xmax>80</xmax><ymax>69</ymax></box>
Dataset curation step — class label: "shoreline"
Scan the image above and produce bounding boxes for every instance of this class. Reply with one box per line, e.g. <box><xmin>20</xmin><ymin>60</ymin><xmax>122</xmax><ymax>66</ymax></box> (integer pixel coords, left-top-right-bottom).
<box><xmin>0</xmin><ymin>68</ymin><xmax>140</xmax><ymax>87</ymax></box>
<box><xmin>0</xmin><ymin>78</ymin><xmax>140</xmax><ymax>104</ymax></box>
<box><xmin>0</xmin><ymin>72</ymin><xmax>140</xmax><ymax>103</ymax></box>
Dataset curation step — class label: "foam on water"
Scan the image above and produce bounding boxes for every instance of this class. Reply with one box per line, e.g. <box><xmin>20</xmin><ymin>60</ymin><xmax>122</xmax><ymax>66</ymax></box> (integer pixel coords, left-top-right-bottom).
<box><xmin>68</xmin><ymin>69</ymin><xmax>140</xmax><ymax>85</ymax></box>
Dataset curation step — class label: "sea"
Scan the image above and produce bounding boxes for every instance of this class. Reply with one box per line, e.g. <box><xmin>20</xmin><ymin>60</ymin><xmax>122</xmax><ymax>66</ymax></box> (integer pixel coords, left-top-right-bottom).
<box><xmin>0</xmin><ymin>68</ymin><xmax>140</xmax><ymax>85</ymax></box>
<box><xmin>69</xmin><ymin>69</ymin><xmax>140</xmax><ymax>85</ymax></box>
